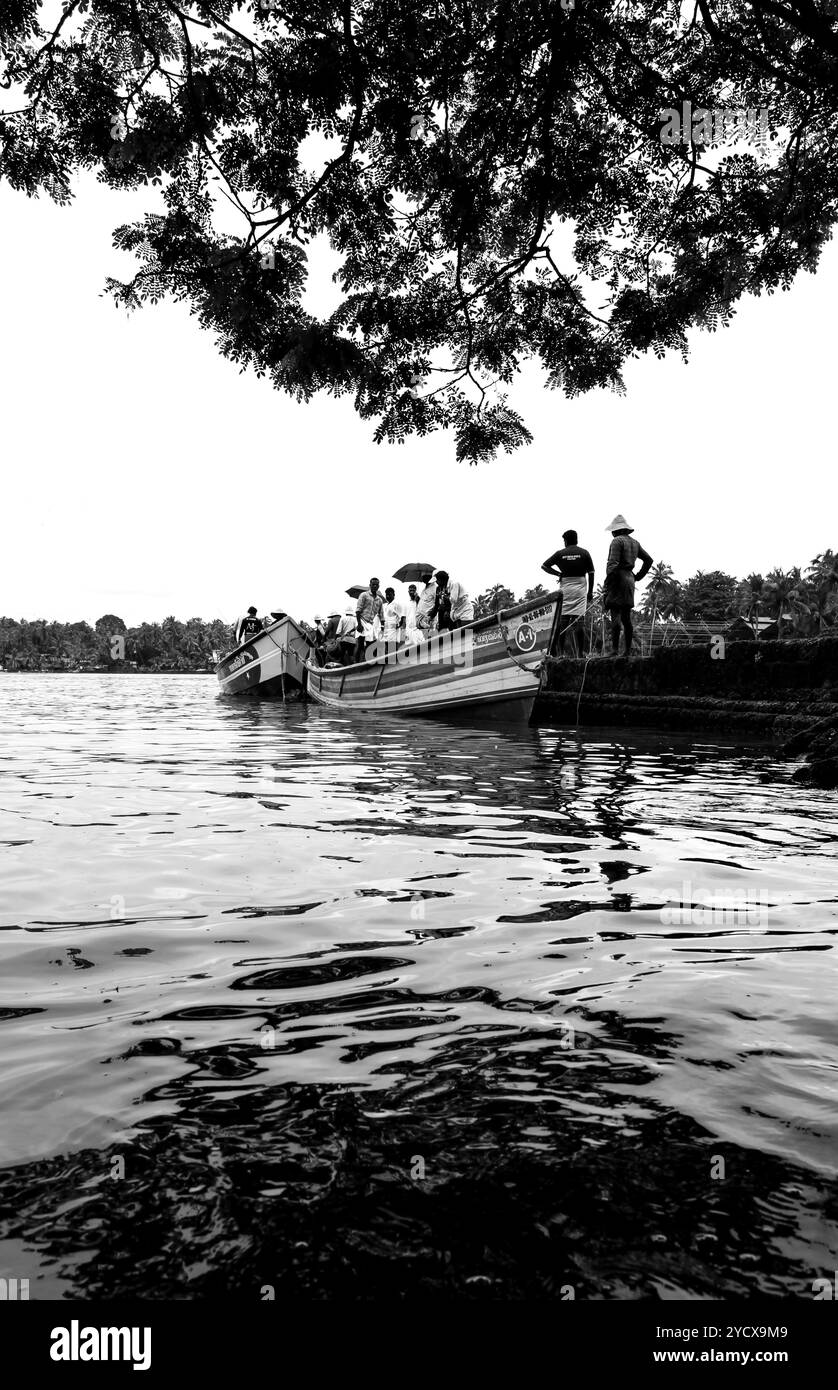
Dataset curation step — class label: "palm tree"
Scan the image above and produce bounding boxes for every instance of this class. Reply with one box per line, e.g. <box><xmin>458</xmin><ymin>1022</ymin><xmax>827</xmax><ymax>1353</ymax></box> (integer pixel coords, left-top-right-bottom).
<box><xmin>659</xmin><ymin>579</ymin><xmax>686</xmax><ymax>646</ymax></box>
<box><xmin>763</xmin><ymin>568</ymin><xmax>803</xmax><ymax>639</ymax></box>
<box><xmin>806</xmin><ymin>550</ymin><xmax>838</xmax><ymax>631</ymax></box>
<box><xmin>589</xmin><ymin>582</ymin><xmax>609</xmax><ymax>653</ymax></box>
<box><xmin>473</xmin><ymin>584</ymin><xmax>516</xmax><ymax>618</ymax></box>
<box><xmin>735</xmin><ymin>572</ymin><xmax>765</xmax><ymax>637</ymax></box>
<box><xmin>161</xmin><ymin>615</ymin><xmax>184</xmax><ymax>664</ymax></box>
<box><xmin>183</xmin><ymin>617</ymin><xmax>208</xmax><ymax>666</ymax></box>
<box><xmin>786</xmin><ymin>567</ymin><xmax>817</xmax><ymax>635</ymax></box>
<box><xmin>642</xmin><ymin>562</ymin><xmax>674</xmax><ymax>653</ymax></box>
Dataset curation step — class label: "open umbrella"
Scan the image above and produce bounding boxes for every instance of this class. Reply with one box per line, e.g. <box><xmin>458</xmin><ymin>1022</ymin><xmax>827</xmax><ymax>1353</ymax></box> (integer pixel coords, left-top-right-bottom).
<box><xmin>345</xmin><ymin>584</ymin><xmax>366</xmax><ymax>598</ymax></box>
<box><xmin>393</xmin><ymin>562</ymin><xmax>436</xmax><ymax>583</ymax></box>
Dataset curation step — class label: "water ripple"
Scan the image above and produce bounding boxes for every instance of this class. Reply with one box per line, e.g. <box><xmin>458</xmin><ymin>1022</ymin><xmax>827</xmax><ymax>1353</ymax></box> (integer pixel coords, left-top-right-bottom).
<box><xmin>0</xmin><ymin>673</ymin><xmax>836</xmax><ymax>1298</ymax></box>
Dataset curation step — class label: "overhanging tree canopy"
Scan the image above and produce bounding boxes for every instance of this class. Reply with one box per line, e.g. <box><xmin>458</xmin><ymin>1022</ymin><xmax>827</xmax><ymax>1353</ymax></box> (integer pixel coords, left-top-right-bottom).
<box><xmin>2</xmin><ymin>1</ymin><xmax>837</xmax><ymax>460</ymax></box>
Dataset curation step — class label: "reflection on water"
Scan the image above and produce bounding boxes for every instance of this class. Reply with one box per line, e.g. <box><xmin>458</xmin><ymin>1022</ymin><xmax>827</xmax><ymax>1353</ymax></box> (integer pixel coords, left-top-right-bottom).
<box><xmin>0</xmin><ymin>673</ymin><xmax>837</xmax><ymax>1299</ymax></box>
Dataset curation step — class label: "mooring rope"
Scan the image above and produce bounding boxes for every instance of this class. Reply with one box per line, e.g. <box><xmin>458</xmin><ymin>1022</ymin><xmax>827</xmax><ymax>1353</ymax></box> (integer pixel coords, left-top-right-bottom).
<box><xmin>495</xmin><ymin>612</ymin><xmax>544</xmax><ymax>678</ymax></box>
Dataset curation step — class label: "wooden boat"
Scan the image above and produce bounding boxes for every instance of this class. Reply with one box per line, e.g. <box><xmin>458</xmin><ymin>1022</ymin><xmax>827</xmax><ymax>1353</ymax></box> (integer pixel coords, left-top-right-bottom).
<box><xmin>305</xmin><ymin>592</ymin><xmax>561</xmax><ymax>722</ymax></box>
<box><xmin>215</xmin><ymin>613</ymin><xmax>312</xmax><ymax>697</ymax></box>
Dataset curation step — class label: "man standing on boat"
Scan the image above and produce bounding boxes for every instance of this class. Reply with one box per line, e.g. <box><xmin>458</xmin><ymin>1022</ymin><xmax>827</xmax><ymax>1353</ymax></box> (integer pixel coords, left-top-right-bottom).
<box><xmin>415</xmin><ymin>574</ymin><xmax>437</xmax><ymax>635</ymax></box>
<box><xmin>235</xmin><ymin>606</ymin><xmax>263</xmax><ymax>645</ymax></box>
<box><xmin>355</xmin><ymin>577</ymin><xmax>385</xmax><ymax>663</ymax></box>
<box><xmin>432</xmin><ymin>571</ymin><xmax>474</xmax><ymax>629</ymax></box>
<box><xmin>404</xmin><ymin>584</ymin><xmax>422</xmax><ymax>644</ymax></box>
<box><xmin>602</xmin><ymin>514</ymin><xmax>653</xmax><ymax>657</ymax></box>
<box><xmin>382</xmin><ymin>587</ymin><xmax>406</xmax><ymax>656</ymax></box>
<box><xmin>337</xmin><ymin>607</ymin><xmax>357</xmax><ymax>665</ymax></box>
<box><xmin>541</xmin><ymin>530</ymin><xmax>595</xmax><ymax>656</ymax></box>
<box><xmin>311</xmin><ymin>614</ymin><xmax>328</xmax><ymax>665</ymax></box>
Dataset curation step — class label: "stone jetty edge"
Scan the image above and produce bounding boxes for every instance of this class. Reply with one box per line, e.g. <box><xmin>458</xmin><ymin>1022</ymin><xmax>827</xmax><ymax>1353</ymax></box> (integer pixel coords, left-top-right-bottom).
<box><xmin>533</xmin><ymin>635</ymin><xmax>838</xmax><ymax>789</ymax></box>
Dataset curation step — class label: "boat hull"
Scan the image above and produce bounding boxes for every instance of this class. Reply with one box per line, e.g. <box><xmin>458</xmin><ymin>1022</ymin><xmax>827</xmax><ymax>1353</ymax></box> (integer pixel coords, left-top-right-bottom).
<box><xmin>305</xmin><ymin>594</ymin><xmax>560</xmax><ymax>722</ymax></box>
<box><xmin>215</xmin><ymin>616</ymin><xmax>311</xmax><ymax>697</ymax></box>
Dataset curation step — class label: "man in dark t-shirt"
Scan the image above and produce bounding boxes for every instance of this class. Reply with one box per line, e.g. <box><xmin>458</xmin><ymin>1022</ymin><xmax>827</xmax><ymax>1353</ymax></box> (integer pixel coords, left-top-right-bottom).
<box><xmin>541</xmin><ymin>530</ymin><xmax>595</xmax><ymax>656</ymax></box>
<box><xmin>235</xmin><ymin>606</ymin><xmax>263</xmax><ymax>645</ymax></box>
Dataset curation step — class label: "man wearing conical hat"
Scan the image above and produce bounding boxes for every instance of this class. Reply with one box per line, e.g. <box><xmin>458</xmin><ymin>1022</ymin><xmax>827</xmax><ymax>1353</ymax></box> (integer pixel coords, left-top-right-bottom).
<box><xmin>337</xmin><ymin>606</ymin><xmax>358</xmax><ymax>665</ymax></box>
<box><xmin>602</xmin><ymin>514</ymin><xmax>653</xmax><ymax>657</ymax></box>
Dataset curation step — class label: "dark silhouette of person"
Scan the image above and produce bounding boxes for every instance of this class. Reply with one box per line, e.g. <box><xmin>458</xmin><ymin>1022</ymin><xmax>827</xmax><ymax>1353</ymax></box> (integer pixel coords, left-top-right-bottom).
<box><xmin>542</xmin><ymin>528</ymin><xmax>595</xmax><ymax>657</ymax></box>
<box><xmin>235</xmin><ymin>606</ymin><xmax>262</xmax><ymax>645</ymax></box>
<box><xmin>602</xmin><ymin>514</ymin><xmax>653</xmax><ymax>657</ymax></box>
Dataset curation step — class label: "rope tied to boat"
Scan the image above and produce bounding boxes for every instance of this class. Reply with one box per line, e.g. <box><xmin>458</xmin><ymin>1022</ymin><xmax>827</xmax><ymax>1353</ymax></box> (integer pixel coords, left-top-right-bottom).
<box><xmin>495</xmin><ymin>612</ymin><xmax>548</xmax><ymax>679</ymax></box>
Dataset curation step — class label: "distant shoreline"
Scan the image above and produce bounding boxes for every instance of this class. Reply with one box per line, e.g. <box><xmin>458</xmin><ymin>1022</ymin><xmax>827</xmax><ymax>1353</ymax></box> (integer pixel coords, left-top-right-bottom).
<box><xmin>1</xmin><ymin>668</ymin><xmax>215</xmax><ymax>676</ymax></box>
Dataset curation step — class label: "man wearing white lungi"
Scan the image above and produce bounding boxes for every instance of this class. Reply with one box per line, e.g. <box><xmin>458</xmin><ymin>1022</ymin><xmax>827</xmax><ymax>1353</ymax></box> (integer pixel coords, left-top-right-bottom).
<box><xmin>404</xmin><ymin>584</ymin><xmax>422</xmax><ymax>644</ymax></box>
<box><xmin>355</xmin><ymin>578</ymin><xmax>384</xmax><ymax>663</ymax></box>
<box><xmin>541</xmin><ymin>529</ymin><xmax>595</xmax><ymax>657</ymax></box>
<box><xmin>382</xmin><ymin>587</ymin><xmax>406</xmax><ymax>656</ymax></box>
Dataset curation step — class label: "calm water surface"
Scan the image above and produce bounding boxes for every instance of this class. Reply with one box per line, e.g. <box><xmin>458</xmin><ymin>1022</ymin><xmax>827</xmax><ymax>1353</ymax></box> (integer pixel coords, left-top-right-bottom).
<box><xmin>1</xmin><ymin>673</ymin><xmax>837</xmax><ymax>1299</ymax></box>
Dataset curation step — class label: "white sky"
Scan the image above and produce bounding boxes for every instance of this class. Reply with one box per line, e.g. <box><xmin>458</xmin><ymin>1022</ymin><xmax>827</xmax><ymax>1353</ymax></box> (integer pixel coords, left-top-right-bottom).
<box><xmin>1</xmin><ymin>173</ymin><xmax>835</xmax><ymax>627</ymax></box>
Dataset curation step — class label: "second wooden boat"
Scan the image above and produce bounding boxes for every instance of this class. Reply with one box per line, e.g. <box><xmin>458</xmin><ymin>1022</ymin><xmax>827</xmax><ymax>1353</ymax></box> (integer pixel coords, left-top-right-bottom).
<box><xmin>215</xmin><ymin>613</ymin><xmax>311</xmax><ymax>697</ymax></box>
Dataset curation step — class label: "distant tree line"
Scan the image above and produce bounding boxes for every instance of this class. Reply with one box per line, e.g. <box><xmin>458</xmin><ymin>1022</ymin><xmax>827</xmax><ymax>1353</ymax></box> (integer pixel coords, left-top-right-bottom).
<box><xmin>636</xmin><ymin>552</ymin><xmax>838</xmax><ymax>638</ymax></box>
<box><xmin>0</xmin><ymin>614</ymin><xmax>234</xmax><ymax>671</ymax></box>
<box><xmin>3</xmin><ymin>551</ymin><xmax>835</xmax><ymax>670</ymax></box>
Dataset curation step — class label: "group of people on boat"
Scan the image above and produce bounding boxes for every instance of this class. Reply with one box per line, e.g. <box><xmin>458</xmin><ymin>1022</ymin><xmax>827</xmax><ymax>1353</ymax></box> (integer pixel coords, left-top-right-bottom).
<box><xmin>308</xmin><ymin>571</ymin><xmax>474</xmax><ymax>667</ymax></box>
<box><xmin>541</xmin><ymin>513</ymin><xmax>653</xmax><ymax>657</ymax></box>
<box><xmin>234</xmin><ymin>571</ymin><xmax>474</xmax><ymax>667</ymax></box>
<box><xmin>233</xmin><ymin>512</ymin><xmax>651</xmax><ymax>668</ymax></box>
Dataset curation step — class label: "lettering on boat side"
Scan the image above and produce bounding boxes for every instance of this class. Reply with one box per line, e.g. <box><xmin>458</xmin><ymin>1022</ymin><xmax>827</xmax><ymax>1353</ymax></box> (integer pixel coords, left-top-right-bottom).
<box><xmin>475</xmin><ymin>605</ymin><xmax>550</xmax><ymax>650</ymax></box>
<box><xmin>227</xmin><ymin>649</ymin><xmax>256</xmax><ymax>673</ymax></box>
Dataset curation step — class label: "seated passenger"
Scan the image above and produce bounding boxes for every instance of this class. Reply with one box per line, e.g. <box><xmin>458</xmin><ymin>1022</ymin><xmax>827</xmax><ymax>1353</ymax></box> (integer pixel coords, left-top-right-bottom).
<box><xmin>322</xmin><ymin>612</ymin><xmax>343</xmax><ymax>663</ymax></box>
<box><xmin>312</xmin><ymin>614</ymin><xmax>328</xmax><ymax>666</ymax></box>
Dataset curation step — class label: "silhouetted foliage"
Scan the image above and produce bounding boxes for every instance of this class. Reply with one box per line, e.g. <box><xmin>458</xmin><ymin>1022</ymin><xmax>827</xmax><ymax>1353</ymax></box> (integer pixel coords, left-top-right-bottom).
<box><xmin>3</xmin><ymin>2</ymin><xmax>838</xmax><ymax>458</ymax></box>
<box><xmin>681</xmin><ymin>569</ymin><xmax>739</xmax><ymax>622</ymax></box>
<box><xmin>473</xmin><ymin>583</ymin><xmax>516</xmax><ymax>617</ymax></box>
